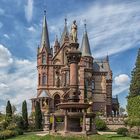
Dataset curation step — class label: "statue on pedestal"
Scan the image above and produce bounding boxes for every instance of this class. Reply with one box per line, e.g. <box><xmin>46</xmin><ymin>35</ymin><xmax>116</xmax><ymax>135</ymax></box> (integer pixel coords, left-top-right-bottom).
<box><xmin>70</xmin><ymin>20</ymin><xmax>77</xmax><ymax>43</ymax></box>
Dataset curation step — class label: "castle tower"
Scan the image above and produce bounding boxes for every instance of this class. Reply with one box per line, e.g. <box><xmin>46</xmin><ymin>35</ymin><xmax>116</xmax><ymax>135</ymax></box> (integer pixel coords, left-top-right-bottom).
<box><xmin>80</xmin><ymin>23</ymin><xmax>93</xmax><ymax>101</ymax></box>
<box><xmin>106</xmin><ymin>55</ymin><xmax>113</xmax><ymax>116</ymax></box>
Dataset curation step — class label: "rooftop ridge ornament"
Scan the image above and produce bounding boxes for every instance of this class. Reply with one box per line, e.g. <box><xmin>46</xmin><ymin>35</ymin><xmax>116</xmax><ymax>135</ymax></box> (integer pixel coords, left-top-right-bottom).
<box><xmin>65</xmin><ymin>18</ymin><xmax>67</xmax><ymax>25</ymax></box>
<box><xmin>84</xmin><ymin>19</ymin><xmax>87</xmax><ymax>33</ymax></box>
<box><xmin>44</xmin><ymin>10</ymin><xmax>46</xmax><ymax>16</ymax></box>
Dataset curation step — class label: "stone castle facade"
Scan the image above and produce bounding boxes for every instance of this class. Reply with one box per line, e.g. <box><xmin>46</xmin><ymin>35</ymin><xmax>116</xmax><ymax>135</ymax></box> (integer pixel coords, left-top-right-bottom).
<box><xmin>31</xmin><ymin>13</ymin><xmax>119</xmax><ymax>117</ymax></box>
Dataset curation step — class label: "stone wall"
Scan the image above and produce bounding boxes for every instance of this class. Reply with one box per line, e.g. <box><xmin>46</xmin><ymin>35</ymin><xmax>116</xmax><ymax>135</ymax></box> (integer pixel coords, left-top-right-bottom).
<box><xmin>100</xmin><ymin>116</ymin><xmax>126</xmax><ymax>131</ymax></box>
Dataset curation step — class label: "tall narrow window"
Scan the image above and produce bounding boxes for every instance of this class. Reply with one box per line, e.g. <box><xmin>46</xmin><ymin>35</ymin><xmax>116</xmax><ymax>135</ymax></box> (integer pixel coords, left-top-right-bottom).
<box><xmin>66</xmin><ymin>71</ymin><xmax>69</xmax><ymax>86</ymax></box>
<box><xmin>42</xmin><ymin>73</ymin><xmax>47</xmax><ymax>85</ymax></box>
<box><xmin>42</xmin><ymin>53</ymin><xmax>46</xmax><ymax>64</ymax></box>
<box><xmin>92</xmin><ymin>80</ymin><xmax>95</xmax><ymax>90</ymax></box>
<box><xmin>39</xmin><ymin>74</ymin><xmax>41</xmax><ymax>85</ymax></box>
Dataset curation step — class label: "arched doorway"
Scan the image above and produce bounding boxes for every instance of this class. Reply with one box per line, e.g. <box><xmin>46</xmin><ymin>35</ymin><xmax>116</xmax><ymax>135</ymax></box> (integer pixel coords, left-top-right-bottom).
<box><xmin>54</xmin><ymin>94</ymin><xmax>60</xmax><ymax>110</ymax></box>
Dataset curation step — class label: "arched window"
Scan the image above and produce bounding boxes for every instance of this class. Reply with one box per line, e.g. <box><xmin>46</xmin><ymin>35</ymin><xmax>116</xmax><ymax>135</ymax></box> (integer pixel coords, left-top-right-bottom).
<box><xmin>39</xmin><ymin>74</ymin><xmax>41</xmax><ymax>85</ymax></box>
<box><xmin>54</xmin><ymin>94</ymin><xmax>60</xmax><ymax>110</ymax></box>
<box><xmin>42</xmin><ymin>73</ymin><xmax>47</xmax><ymax>85</ymax></box>
<box><xmin>42</xmin><ymin>53</ymin><xmax>46</xmax><ymax>64</ymax></box>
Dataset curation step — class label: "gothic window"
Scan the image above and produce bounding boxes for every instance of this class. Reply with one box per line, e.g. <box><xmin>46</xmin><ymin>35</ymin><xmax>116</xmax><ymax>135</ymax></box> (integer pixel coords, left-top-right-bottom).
<box><xmin>85</xmin><ymin>79</ymin><xmax>88</xmax><ymax>87</ymax></box>
<box><xmin>92</xmin><ymin>80</ymin><xmax>95</xmax><ymax>91</ymax></box>
<box><xmin>42</xmin><ymin>73</ymin><xmax>47</xmax><ymax>85</ymax></box>
<box><xmin>54</xmin><ymin>94</ymin><xmax>60</xmax><ymax>110</ymax></box>
<box><xmin>39</xmin><ymin>74</ymin><xmax>41</xmax><ymax>85</ymax></box>
<box><xmin>42</xmin><ymin>53</ymin><xmax>46</xmax><ymax>64</ymax></box>
<box><xmin>62</xmin><ymin>73</ymin><xmax>66</xmax><ymax>86</ymax></box>
<box><xmin>55</xmin><ymin>70</ymin><xmax>60</xmax><ymax>87</ymax></box>
<box><xmin>66</xmin><ymin>71</ymin><xmax>70</xmax><ymax>86</ymax></box>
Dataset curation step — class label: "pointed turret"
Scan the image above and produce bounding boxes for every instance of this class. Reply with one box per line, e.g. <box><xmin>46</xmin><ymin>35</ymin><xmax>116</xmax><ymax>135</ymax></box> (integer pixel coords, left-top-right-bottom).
<box><xmin>81</xmin><ymin>23</ymin><xmax>92</xmax><ymax>57</ymax></box>
<box><xmin>54</xmin><ymin>35</ymin><xmax>60</xmax><ymax>55</ymax></box>
<box><xmin>60</xmin><ymin>18</ymin><xmax>69</xmax><ymax>45</ymax></box>
<box><xmin>40</xmin><ymin>10</ymin><xmax>50</xmax><ymax>53</ymax></box>
<box><xmin>106</xmin><ymin>54</ymin><xmax>109</xmax><ymax>62</ymax></box>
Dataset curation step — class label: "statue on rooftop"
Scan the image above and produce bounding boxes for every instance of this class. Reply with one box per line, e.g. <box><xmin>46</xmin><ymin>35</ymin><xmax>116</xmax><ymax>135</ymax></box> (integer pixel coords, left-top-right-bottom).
<box><xmin>70</xmin><ymin>20</ymin><xmax>77</xmax><ymax>43</ymax></box>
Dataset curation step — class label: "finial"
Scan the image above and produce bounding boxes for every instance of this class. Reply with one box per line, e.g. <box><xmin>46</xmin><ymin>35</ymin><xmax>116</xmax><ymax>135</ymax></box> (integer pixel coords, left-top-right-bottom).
<box><xmin>55</xmin><ymin>35</ymin><xmax>58</xmax><ymax>41</ymax></box>
<box><xmin>84</xmin><ymin>19</ymin><xmax>87</xmax><ymax>33</ymax></box>
<box><xmin>65</xmin><ymin>18</ymin><xmax>67</xmax><ymax>25</ymax></box>
<box><xmin>106</xmin><ymin>53</ymin><xmax>109</xmax><ymax>61</ymax></box>
<box><xmin>44</xmin><ymin>10</ymin><xmax>46</xmax><ymax>16</ymax></box>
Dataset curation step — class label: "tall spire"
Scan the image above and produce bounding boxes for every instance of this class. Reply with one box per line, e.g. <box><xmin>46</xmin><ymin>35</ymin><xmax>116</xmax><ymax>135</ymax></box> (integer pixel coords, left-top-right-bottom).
<box><xmin>40</xmin><ymin>10</ymin><xmax>50</xmax><ymax>53</ymax></box>
<box><xmin>60</xmin><ymin>18</ymin><xmax>69</xmax><ymax>45</ymax></box>
<box><xmin>81</xmin><ymin>21</ymin><xmax>92</xmax><ymax>57</ymax></box>
<box><xmin>106</xmin><ymin>53</ymin><xmax>109</xmax><ymax>62</ymax></box>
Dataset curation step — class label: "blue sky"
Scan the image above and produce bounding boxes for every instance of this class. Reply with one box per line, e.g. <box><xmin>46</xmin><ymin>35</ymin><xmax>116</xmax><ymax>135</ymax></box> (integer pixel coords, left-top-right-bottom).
<box><xmin>0</xmin><ymin>0</ymin><xmax>139</xmax><ymax>113</ymax></box>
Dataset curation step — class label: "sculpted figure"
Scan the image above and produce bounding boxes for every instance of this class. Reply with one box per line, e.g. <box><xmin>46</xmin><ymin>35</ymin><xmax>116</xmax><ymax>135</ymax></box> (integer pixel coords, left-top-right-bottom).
<box><xmin>70</xmin><ymin>20</ymin><xmax>77</xmax><ymax>43</ymax></box>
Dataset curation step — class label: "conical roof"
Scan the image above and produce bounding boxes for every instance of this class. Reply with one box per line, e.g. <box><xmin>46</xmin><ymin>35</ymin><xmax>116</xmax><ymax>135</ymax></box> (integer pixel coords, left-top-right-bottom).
<box><xmin>40</xmin><ymin>11</ymin><xmax>50</xmax><ymax>53</ymax></box>
<box><xmin>81</xmin><ymin>24</ymin><xmax>92</xmax><ymax>57</ymax></box>
<box><xmin>60</xmin><ymin>18</ymin><xmax>69</xmax><ymax>45</ymax></box>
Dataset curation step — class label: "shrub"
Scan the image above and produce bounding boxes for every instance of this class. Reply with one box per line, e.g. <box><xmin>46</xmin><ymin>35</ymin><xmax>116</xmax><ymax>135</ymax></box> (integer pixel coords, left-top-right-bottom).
<box><xmin>0</xmin><ymin>129</ymin><xmax>23</xmax><ymax>139</ymax></box>
<box><xmin>0</xmin><ymin>121</ymin><xmax>8</xmax><ymax>130</ymax></box>
<box><xmin>130</xmin><ymin>134</ymin><xmax>140</xmax><ymax>139</ymax></box>
<box><xmin>7</xmin><ymin>123</ymin><xmax>17</xmax><ymax>130</ymax></box>
<box><xmin>117</xmin><ymin>127</ymin><xmax>128</xmax><ymax>136</ymax></box>
<box><xmin>0</xmin><ymin>130</ymin><xmax>16</xmax><ymax>139</ymax></box>
<box><xmin>95</xmin><ymin>118</ymin><xmax>106</xmax><ymax>131</ymax></box>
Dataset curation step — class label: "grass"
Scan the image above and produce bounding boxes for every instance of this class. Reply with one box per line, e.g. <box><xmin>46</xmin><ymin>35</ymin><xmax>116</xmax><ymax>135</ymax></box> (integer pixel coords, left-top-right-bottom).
<box><xmin>7</xmin><ymin>133</ymin><xmax>137</xmax><ymax>140</ymax></box>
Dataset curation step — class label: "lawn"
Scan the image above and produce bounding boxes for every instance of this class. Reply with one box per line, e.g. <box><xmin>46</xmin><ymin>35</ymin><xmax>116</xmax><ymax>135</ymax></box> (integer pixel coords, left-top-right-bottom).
<box><xmin>8</xmin><ymin>133</ymin><xmax>136</xmax><ymax>140</ymax></box>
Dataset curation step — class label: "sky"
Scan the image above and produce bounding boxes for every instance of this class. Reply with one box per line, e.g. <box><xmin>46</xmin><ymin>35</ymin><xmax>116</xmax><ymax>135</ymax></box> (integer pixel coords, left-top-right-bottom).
<box><xmin>0</xmin><ymin>0</ymin><xmax>140</xmax><ymax>113</ymax></box>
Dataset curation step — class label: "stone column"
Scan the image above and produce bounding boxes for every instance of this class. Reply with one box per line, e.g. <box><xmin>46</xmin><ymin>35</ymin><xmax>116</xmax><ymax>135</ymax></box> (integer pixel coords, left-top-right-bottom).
<box><xmin>90</xmin><ymin>118</ymin><xmax>92</xmax><ymax>131</ymax></box>
<box><xmin>64</xmin><ymin>110</ymin><xmax>68</xmax><ymax>133</ymax></box>
<box><xmin>43</xmin><ymin>112</ymin><xmax>50</xmax><ymax>132</ymax></box>
<box><xmin>67</xmin><ymin>43</ymin><xmax>81</xmax><ymax>102</ymax></box>
<box><xmin>82</xmin><ymin>113</ymin><xmax>86</xmax><ymax>133</ymax></box>
<box><xmin>70</xmin><ymin>63</ymin><xmax>78</xmax><ymax>88</ymax></box>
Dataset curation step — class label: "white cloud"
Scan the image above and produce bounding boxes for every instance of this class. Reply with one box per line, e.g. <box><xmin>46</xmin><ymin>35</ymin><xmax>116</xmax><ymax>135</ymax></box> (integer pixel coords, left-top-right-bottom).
<box><xmin>115</xmin><ymin>74</ymin><xmax>130</xmax><ymax>86</ymax></box>
<box><xmin>113</xmin><ymin>74</ymin><xmax>130</xmax><ymax>95</ymax></box>
<box><xmin>0</xmin><ymin>45</ymin><xmax>37</xmax><ymax>113</ymax></box>
<box><xmin>48</xmin><ymin>1</ymin><xmax>140</xmax><ymax>58</ymax></box>
<box><xmin>24</xmin><ymin>0</ymin><xmax>34</xmax><ymax>22</ymax></box>
<box><xmin>0</xmin><ymin>44</ymin><xmax>13</xmax><ymax>67</ymax></box>
<box><xmin>3</xmin><ymin>34</ymin><xmax>10</xmax><ymax>39</ymax></box>
<box><xmin>15</xmin><ymin>59</ymin><xmax>31</xmax><ymax>65</ymax></box>
<box><xmin>27</xmin><ymin>26</ymin><xmax>36</xmax><ymax>32</ymax></box>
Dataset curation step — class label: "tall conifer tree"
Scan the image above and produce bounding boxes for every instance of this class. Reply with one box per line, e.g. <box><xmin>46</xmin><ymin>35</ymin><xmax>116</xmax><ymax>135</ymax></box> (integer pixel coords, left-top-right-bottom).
<box><xmin>129</xmin><ymin>48</ymin><xmax>140</xmax><ymax>97</ymax></box>
<box><xmin>22</xmin><ymin>100</ymin><xmax>28</xmax><ymax>130</ymax></box>
<box><xmin>35</xmin><ymin>101</ymin><xmax>42</xmax><ymax>130</ymax></box>
<box><xmin>6</xmin><ymin>100</ymin><xmax>12</xmax><ymax>118</ymax></box>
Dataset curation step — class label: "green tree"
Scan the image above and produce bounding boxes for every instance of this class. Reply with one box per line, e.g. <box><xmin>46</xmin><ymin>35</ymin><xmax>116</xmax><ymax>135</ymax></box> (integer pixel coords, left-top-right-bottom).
<box><xmin>35</xmin><ymin>101</ymin><xmax>42</xmax><ymax>130</ymax></box>
<box><xmin>6</xmin><ymin>100</ymin><xmax>12</xmax><ymax>119</ymax></box>
<box><xmin>22</xmin><ymin>100</ymin><xmax>28</xmax><ymax>130</ymax></box>
<box><xmin>129</xmin><ymin>48</ymin><xmax>140</xmax><ymax>97</ymax></box>
<box><xmin>127</xmin><ymin>49</ymin><xmax>140</xmax><ymax>131</ymax></box>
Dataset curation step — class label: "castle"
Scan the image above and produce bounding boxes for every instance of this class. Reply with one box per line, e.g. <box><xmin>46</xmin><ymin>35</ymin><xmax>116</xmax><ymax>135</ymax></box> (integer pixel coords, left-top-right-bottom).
<box><xmin>31</xmin><ymin>12</ymin><xmax>119</xmax><ymax>118</ymax></box>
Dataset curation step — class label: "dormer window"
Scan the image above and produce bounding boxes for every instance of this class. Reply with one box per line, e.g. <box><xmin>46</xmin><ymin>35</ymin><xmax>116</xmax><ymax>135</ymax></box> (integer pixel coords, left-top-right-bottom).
<box><xmin>42</xmin><ymin>53</ymin><xmax>46</xmax><ymax>64</ymax></box>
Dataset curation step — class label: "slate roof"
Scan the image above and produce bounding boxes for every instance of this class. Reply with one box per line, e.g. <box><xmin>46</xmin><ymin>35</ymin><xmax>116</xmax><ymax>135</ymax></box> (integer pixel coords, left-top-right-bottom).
<box><xmin>39</xmin><ymin>90</ymin><xmax>50</xmax><ymax>98</ymax></box>
<box><xmin>60</xmin><ymin>19</ymin><xmax>69</xmax><ymax>46</ymax></box>
<box><xmin>81</xmin><ymin>30</ymin><xmax>92</xmax><ymax>57</ymax></box>
<box><xmin>40</xmin><ymin>13</ymin><xmax>50</xmax><ymax>53</ymax></box>
<box><xmin>93</xmin><ymin>59</ymin><xmax>112</xmax><ymax>80</ymax></box>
